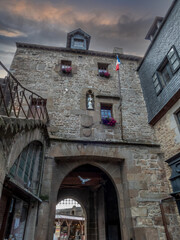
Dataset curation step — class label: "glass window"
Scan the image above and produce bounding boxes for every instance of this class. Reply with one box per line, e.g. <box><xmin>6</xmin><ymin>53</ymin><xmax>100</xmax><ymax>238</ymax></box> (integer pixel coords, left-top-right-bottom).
<box><xmin>74</xmin><ymin>38</ymin><xmax>84</xmax><ymax>48</ymax></box>
<box><xmin>61</xmin><ymin>60</ymin><xmax>71</xmax><ymax>69</ymax></box>
<box><xmin>160</xmin><ymin>61</ymin><xmax>173</xmax><ymax>85</ymax></box>
<box><xmin>101</xmin><ymin>104</ymin><xmax>112</xmax><ymax>119</ymax></box>
<box><xmin>152</xmin><ymin>73</ymin><xmax>162</xmax><ymax>94</ymax></box>
<box><xmin>28</xmin><ymin>98</ymin><xmax>47</xmax><ymax>121</ymax></box>
<box><xmin>61</xmin><ymin>60</ymin><xmax>72</xmax><ymax>74</ymax></box>
<box><xmin>98</xmin><ymin>63</ymin><xmax>108</xmax><ymax>74</ymax></box>
<box><xmin>153</xmin><ymin>46</ymin><xmax>180</xmax><ymax>96</ymax></box>
<box><xmin>9</xmin><ymin>141</ymin><xmax>43</xmax><ymax>195</ymax></box>
<box><xmin>167</xmin><ymin>46</ymin><xmax>180</xmax><ymax>72</ymax></box>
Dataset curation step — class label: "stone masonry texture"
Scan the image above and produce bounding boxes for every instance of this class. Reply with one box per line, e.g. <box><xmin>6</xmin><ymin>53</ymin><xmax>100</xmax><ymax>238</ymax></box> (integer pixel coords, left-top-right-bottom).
<box><xmin>10</xmin><ymin>46</ymin><xmax>155</xmax><ymax>143</ymax></box>
<box><xmin>7</xmin><ymin>37</ymin><xmax>180</xmax><ymax>240</ymax></box>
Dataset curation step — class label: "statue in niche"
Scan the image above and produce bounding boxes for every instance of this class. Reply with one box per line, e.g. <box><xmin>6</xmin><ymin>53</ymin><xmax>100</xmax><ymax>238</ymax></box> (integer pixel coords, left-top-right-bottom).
<box><xmin>86</xmin><ymin>91</ymin><xmax>94</xmax><ymax>110</ymax></box>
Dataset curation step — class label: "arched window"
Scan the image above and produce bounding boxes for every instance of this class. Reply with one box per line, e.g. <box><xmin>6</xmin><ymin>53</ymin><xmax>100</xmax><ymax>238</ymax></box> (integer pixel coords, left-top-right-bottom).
<box><xmin>9</xmin><ymin>141</ymin><xmax>43</xmax><ymax>195</ymax></box>
<box><xmin>86</xmin><ymin>90</ymin><xmax>94</xmax><ymax>110</ymax></box>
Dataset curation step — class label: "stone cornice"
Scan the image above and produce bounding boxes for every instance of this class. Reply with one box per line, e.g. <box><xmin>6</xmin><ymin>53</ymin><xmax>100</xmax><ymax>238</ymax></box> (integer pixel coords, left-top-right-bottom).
<box><xmin>96</xmin><ymin>95</ymin><xmax>120</xmax><ymax>100</ymax></box>
<box><xmin>49</xmin><ymin>135</ymin><xmax>160</xmax><ymax>148</ymax></box>
<box><xmin>16</xmin><ymin>42</ymin><xmax>142</xmax><ymax>62</ymax></box>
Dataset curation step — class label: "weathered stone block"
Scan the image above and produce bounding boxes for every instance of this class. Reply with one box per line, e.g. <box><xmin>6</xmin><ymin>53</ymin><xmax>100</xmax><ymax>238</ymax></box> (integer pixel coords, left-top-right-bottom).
<box><xmin>81</xmin><ymin>115</ymin><xmax>93</xmax><ymax>128</ymax></box>
<box><xmin>134</xmin><ymin>227</ymin><xmax>159</xmax><ymax>240</ymax></box>
<box><xmin>82</xmin><ymin>128</ymin><xmax>92</xmax><ymax>137</ymax></box>
<box><xmin>131</xmin><ymin>207</ymin><xmax>147</xmax><ymax>217</ymax></box>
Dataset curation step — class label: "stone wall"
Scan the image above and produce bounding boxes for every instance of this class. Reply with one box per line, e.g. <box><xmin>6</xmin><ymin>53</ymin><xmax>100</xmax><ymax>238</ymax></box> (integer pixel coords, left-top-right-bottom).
<box><xmin>0</xmin><ymin>116</ymin><xmax>47</xmax><ymax>197</ymax></box>
<box><xmin>153</xmin><ymin>100</ymin><xmax>180</xmax><ymax>162</ymax></box>
<box><xmin>11</xmin><ymin>46</ymin><xmax>156</xmax><ymax>143</ymax></box>
<box><xmin>0</xmin><ymin>116</ymin><xmax>48</xmax><ymax>240</ymax></box>
<box><xmin>34</xmin><ymin>140</ymin><xmax>180</xmax><ymax>240</ymax></box>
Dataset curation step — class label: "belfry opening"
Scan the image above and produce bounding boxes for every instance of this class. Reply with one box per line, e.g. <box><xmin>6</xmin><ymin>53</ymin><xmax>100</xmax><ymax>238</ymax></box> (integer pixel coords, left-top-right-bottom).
<box><xmin>57</xmin><ymin>164</ymin><xmax>121</xmax><ymax>240</ymax></box>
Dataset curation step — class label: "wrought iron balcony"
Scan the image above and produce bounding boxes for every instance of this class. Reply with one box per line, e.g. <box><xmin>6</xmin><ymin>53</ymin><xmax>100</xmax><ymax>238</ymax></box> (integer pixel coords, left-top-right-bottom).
<box><xmin>0</xmin><ymin>61</ymin><xmax>49</xmax><ymax>123</ymax></box>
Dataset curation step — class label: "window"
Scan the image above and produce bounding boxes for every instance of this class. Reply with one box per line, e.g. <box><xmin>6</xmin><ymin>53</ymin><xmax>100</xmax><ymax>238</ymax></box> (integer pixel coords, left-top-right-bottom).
<box><xmin>9</xmin><ymin>141</ymin><xmax>43</xmax><ymax>195</ymax></box>
<box><xmin>61</xmin><ymin>60</ymin><xmax>72</xmax><ymax>74</ymax></box>
<box><xmin>152</xmin><ymin>46</ymin><xmax>180</xmax><ymax>95</ymax></box>
<box><xmin>98</xmin><ymin>63</ymin><xmax>110</xmax><ymax>78</ymax></box>
<box><xmin>152</xmin><ymin>73</ymin><xmax>162</xmax><ymax>94</ymax></box>
<box><xmin>98</xmin><ymin>63</ymin><xmax>108</xmax><ymax>75</ymax></box>
<box><xmin>74</xmin><ymin>38</ymin><xmax>84</xmax><ymax>48</ymax></box>
<box><xmin>28</xmin><ymin>98</ymin><xmax>47</xmax><ymax>120</ymax></box>
<box><xmin>101</xmin><ymin>104</ymin><xmax>112</xmax><ymax>119</ymax></box>
<box><xmin>167</xmin><ymin>46</ymin><xmax>180</xmax><ymax>73</ymax></box>
<box><xmin>158</xmin><ymin>59</ymin><xmax>173</xmax><ymax>86</ymax></box>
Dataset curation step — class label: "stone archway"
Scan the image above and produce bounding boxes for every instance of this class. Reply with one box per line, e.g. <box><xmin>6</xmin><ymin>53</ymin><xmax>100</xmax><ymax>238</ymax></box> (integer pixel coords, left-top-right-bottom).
<box><xmin>57</xmin><ymin>164</ymin><xmax>122</xmax><ymax>240</ymax></box>
<box><xmin>37</xmin><ymin>141</ymin><xmax>139</xmax><ymax>240</ymax></box>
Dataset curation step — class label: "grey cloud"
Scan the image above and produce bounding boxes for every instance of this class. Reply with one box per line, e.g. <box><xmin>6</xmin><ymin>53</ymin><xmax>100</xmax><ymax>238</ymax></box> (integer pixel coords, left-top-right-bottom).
<box><xmin>0</xmin><ymin>0</ymin><xmax>172</xmax><ymax>69</ymax></box>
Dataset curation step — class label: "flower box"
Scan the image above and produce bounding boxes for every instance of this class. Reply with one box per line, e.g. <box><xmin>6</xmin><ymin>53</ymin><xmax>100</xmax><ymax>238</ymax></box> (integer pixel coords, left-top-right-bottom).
<box><xmin>62</xmin><ymin>67</ymin><xmax>72</xmax><ymax>74</ymax></box>
<box><xmin>99</xmin><ymin>71</ymin><xmax>110</xmax><ymax>78</ymax></box>
<box><xmin>102</xmin><ymin>117</ymin><xmax>116</xmax><ymax>126</ymax></box>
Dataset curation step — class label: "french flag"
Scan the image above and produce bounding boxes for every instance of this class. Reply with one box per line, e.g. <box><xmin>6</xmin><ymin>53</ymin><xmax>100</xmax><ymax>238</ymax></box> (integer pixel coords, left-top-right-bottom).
<box><xmin>116</xmin><ymin>56</ymin><xmax>121</xmax><ymax>71</ymax></box>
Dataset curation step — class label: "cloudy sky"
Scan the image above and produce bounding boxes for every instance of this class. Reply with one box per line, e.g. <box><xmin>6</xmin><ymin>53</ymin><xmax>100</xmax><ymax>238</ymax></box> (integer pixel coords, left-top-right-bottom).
<box><xmin>0</xmin><ymin>0</ymin><xmax>173</xmax><ymax>75</ymax></box>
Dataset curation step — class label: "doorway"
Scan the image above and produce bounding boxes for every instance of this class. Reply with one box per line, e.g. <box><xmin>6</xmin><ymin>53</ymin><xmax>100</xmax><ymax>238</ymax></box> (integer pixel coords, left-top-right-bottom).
<box><xmin>57</xmin><ymin>164</ymin><xmax>121</xmax><ymax>240</ymax></box>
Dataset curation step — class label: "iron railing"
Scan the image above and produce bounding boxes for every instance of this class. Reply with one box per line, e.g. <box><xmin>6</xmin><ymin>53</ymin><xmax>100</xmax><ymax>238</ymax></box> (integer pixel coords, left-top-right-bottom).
<box><xmin>0</xmin><ymin>61</ymin><xmax>49</xmax><ymax>123</ymax></box>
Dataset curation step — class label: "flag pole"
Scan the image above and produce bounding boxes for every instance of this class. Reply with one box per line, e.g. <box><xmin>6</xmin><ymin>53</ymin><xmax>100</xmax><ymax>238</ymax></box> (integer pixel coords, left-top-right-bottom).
<box><xmin>117</xmin><ymin>55</ymin><xmax>124</xmax><ymax>140</ymax></box>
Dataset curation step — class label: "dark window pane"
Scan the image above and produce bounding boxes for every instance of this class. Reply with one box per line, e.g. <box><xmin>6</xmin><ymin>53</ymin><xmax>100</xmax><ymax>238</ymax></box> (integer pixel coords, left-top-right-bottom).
<box><xmin>101</xmin><ymin>104</ymin><xmax>112</xmax><ymax>119</ymax></box>
<box><xmin>161</xmin><ymin>62</ymin><xmax>173</xmax><ymax>85</ymax></box>
<box><xmin>17</xmin><ymin>151</ymin><xmax>27</xmax><ymax>179</ymax></box>
<box><xmin>167</xmin><ymin>46</ymin><xmax>180</xmax><ymax>73</ymax></box>
<box><xmin>152</xmin><ymin>73</ymin><xmax>162</xmax><ymax>94</ymax></box>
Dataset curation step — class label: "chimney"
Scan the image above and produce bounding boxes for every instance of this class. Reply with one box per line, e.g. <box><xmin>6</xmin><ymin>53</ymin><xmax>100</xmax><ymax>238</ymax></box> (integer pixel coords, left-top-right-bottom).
<box><xmin>113</xmin><ymin>47</ymin><xmax>123</xmax><ymax>54</ymax></box>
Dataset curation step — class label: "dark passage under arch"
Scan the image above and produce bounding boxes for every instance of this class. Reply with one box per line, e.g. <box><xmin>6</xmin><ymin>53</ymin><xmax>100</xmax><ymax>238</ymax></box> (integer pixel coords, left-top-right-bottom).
<box><xmin>58</xmin><ymin>164</ymin><xmax>121</xmax><ymax>240</ymax></box>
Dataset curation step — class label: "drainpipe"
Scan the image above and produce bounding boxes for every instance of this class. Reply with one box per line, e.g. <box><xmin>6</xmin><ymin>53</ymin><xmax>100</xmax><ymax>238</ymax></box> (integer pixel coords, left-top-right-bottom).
<box><xmin>159</xmin><ymin>196</ymin><xmax>173</xmax><ymax>240</ymax></box>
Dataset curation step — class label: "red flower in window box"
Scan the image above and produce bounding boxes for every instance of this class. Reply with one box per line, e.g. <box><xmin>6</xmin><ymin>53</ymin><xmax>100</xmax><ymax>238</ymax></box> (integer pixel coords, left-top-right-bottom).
<box><xmin>104</xmin><ymin>72</ymin><xmax>110</xmax><ymax>78</ymax></box>
<box><xmin>62</xmin><ymin>67</ymin><xmax>72</xmax><ymax>74</ymax></box>
<box><xmin>99</xmin><ymin>71</ymin><xmax>110</xmax><ymax>78</ymax></box>
<box><xmin>102</xmin><ymin>117</ymin><xmax>116</xmax><ymax>126</ymax></box>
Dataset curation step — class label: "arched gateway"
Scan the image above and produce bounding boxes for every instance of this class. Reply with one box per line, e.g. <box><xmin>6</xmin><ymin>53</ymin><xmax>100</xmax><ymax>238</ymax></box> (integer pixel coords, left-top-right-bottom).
<box><xmin>57</xmin><ymin>164</ymin><xmax>121</xmax><ymax>240</ymax></box>
<box><xmin>35</xmin><ymin>140</ymin><xmax>139</xmax><ymax>240</ymax></box>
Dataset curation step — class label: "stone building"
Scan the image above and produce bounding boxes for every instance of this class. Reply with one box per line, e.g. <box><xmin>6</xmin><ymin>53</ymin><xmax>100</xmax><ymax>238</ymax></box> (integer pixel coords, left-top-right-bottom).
<box><xmin>138</xmin><ymin>0</ymin><xmax>180</xmax><ymax>224</ymax></box>
<box><xmin>0</xmin><ymin>6</ymin><xmax>180</xmax><ymax>239</ymax></box>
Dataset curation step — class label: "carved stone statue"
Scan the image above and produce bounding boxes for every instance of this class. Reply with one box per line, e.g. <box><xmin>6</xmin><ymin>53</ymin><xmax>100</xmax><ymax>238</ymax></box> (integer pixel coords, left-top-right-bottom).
<box><xmin>87</xmin><ymin>94</ymin><xmax>93</xmax><ymax>109</ymax></box>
